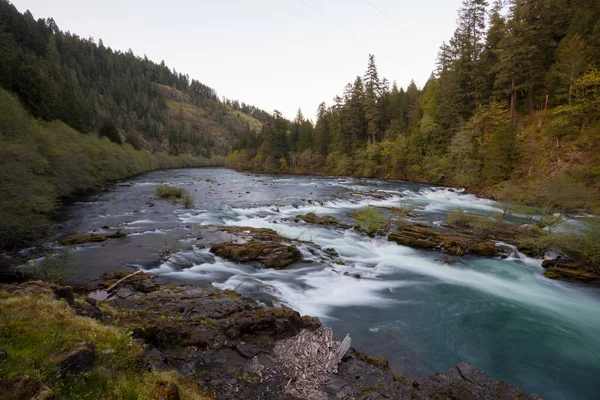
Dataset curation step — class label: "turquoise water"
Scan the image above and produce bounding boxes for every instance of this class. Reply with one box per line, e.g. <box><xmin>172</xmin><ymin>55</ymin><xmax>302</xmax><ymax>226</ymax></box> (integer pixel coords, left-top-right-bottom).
<box><xmin>60</xmin><ymin>168</ymin><xmax>600</xmax><ymax>399</ymax></box>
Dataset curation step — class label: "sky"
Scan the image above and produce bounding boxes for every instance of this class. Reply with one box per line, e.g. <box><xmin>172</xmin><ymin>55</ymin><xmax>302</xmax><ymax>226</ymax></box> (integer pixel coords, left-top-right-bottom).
<box><xmin>12</xmin><ymin>0</ymin><xmax>463</xmax><ymax>120</ymax></box>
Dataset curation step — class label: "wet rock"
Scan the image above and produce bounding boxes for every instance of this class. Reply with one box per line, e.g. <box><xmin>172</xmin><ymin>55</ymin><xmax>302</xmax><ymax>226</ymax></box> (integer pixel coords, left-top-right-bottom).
<box><xmin>542</xmin><ymin>259</ymin><xmax>600</xmax><ymax>283</ymax></box>
<box><xmin>59</xmin><ymin>231</ymin><xmax>126</xmax><ymax>246</ymax></box>
<box><xmin>352</xmin><ymin>190</ymin><xmax>394</xmax><ymax>200</ymax></box>
<box><xmin>50</xmin><ymin>342</ymin><xmax>95</xmax><ymax>376</ymax></box>
<box><xmin>0</xmin><ymin>376</ymin><xmax>54</xmax><ymax>400</ymax></box>
<box><xmin>134</xmin><ymin>325</ymin><xmax>189</xmax><ymax>349</ymax></box>
<box><xmin>395</xmin><ymin>362</ymin><xmax>545</xmax><ymax>400</ymax></box>
<box><xmin>388</xmin><ymin>225</ymin><xmax>499</xmax><ymax>257</ymax></box>
<box><xmin>469</xmin><ymin>241</ymin><xmax>498</xmax><ymax>257</ymax></box>
<box><xmin>99</xmin><ymin>282</ymin><xmax>542</xmax><ymax>400</ymax></box>
<box><xmin>210</xmin><ymin>240</ymin><xmax>301</xmax><ymax>269</ymax></box>
<box><xmin>296</xmin><ymin>212</ymin><xmax>352</xmax><ymax>229</ymax></box>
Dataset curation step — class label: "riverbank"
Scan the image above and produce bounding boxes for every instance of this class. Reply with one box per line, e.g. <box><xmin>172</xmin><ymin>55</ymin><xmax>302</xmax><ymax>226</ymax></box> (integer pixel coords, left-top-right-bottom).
<box><xmin>4</xmin><ymin>168</ymin><xmax>600</xmax><ymax>399</ymax></box>
<box><xmin>0</xmin><ymin>89</ymin><xmax>225</xmax><ymax>252</ymax></box>
<box><xmin>0</xmin><ymin>277</ymin><xmax>545</xmax><ymax>399</ymax></box>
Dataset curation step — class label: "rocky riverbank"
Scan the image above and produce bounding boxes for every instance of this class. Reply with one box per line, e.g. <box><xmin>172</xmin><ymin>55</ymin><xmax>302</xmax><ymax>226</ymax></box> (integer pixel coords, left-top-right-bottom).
<box><xmin>1</xmin><ymin>276</ymin><xmax>545</xmax><ymax>400</ymax></box>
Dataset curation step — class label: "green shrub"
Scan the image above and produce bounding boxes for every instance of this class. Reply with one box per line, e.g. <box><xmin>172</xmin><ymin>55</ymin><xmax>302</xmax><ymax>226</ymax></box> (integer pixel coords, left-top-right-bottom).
<box><xmin>350</xmin><ymin>206</ymin><xmax>387</xmax><ymax>236</ymax></box>
<box><xmin>577</xmin><ymin>218</ymin><xmax>600</xmax><ymax>265</ymax></box>
<box><xmin>156</xmin><ymin>184</ymin><xmax>185</xmax><ymax>199</ymax></box>
<box><xmin>156</xmin><ymin>184</ymin><xmax>194</xmax><ymax>208</ymax></box>
<box><xmin>445</xmin><ymin>209</ymin><xmax>478</xmax><ymax>229</ymax></box>
<box><xmin>31</xmin><ymin>249</ymin><xmax>78</xmax><ymax>284</ymax></box>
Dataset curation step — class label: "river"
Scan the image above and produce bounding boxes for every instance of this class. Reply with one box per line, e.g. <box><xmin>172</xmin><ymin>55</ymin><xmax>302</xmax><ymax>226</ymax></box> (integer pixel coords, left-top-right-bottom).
<box><xmin>55</xmin><ymin>168</ymin><xmax>600</xmax><ymax>400</ymax></box>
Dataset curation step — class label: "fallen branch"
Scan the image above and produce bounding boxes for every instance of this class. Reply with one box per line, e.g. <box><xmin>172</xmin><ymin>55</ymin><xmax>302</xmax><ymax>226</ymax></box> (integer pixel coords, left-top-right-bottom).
<box><xmin>325</xmin><ymin>333</ymin><xmax>351</xmax><ymax>374</ymax></box>
<box><xmin>106</xmin><ymin>270</ymin><xmax>142</xmax><ymax>292</ymax></box>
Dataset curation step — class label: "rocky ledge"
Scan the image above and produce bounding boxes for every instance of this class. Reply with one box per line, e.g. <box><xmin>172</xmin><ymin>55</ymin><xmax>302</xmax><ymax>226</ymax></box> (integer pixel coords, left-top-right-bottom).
<box><xmin>87</xmin><ymin>274</ymin><xmax>541</xmax><ymax>399</ymax></box>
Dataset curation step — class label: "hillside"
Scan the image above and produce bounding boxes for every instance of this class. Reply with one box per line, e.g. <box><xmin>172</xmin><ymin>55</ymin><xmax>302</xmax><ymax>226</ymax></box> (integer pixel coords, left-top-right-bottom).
<box><xmin>0</xmin><ymin>0</ymin><xmax>265</xmax><ymax>157</ymax></box>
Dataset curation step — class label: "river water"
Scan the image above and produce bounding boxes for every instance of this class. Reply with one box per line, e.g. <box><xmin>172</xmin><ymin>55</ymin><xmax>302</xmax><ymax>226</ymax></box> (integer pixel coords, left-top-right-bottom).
<box><xmin>57</xmin><ymin>168</ymin><xmax>600</xmax><ymax>400</ymax></box>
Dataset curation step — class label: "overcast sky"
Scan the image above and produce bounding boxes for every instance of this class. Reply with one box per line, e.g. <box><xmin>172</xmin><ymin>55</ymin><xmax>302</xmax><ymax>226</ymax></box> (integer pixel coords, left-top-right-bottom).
<box><xmin>12</xmin><ymin>0</ymin><xmax>463</xmax><ymax>120</ymax></box>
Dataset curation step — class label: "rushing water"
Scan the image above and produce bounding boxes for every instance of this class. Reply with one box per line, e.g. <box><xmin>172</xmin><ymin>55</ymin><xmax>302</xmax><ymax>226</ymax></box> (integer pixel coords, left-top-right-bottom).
<box><xmin>57</xmin><ymin>168</ymin><xmax>600</xmax><ymax>400</ymax></box>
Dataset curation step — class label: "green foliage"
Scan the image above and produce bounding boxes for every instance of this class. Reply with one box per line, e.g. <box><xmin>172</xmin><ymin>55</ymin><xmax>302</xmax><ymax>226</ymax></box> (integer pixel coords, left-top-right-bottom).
<box><xmin>577</xmin><ymin>218</ymin><xmax>600</xmax><ymax>265</ymax></box>
<box><xmin>0</xmin><ymin>89</ymin><xmax>213</xmax><ymax>250</ymax></box>
<box><xmin>31</xmin><ymin>249</ymin><xmax>78</xmax><ymax>284</ymax></box>
<box><xmin>0</xmin><ymin>1</ymin><xmax>266</xmax><ymax>157</ymax></box>
<box><xmin>156</xmin><ymin>184</ymin><xmax>194</xmax><ymax>208</ymax></box>
<box><xmin>445</xmin><ymin>209</ymin><xmax>478</xmax><ymax>229</ymax></box>
<box><xmin>351</xmin><ymin>206</ymin><xmax>387</xmax><ymax>236</ymax></box>
<box><xmin>0</xmin><ymin>290</ymin><xmax>212</xmax><ymax>399</ymax></box>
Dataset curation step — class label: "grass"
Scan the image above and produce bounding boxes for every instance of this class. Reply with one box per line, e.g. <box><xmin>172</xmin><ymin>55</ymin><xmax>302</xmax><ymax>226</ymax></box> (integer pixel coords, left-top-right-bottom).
<box><xmin>0</xmin><ymin>290</ymin><xmax>213</xmax><ymax>399</ymax></box>
<box><xmin>349</xmin><ymin>206</ymin><xmax>388</xmax><ymax>236</ymax></box>
<box><xmin>156</xmin><ymin>184</ymin><xmax>194</xmax><ymax>208</ymax></box>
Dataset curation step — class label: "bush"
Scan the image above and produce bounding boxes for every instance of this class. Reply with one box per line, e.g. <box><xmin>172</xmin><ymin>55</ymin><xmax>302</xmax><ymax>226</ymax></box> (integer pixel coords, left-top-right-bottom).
<box><xmin>577</xmin><ymin>218</ymin><xmax>600</xmax><ymax>265</ymax></box>
<box><xmin>156</xmin><ymin>184</ymin><xmax>194</xmax><ymax>208</ymax></box>
<box><xmin>445</xmin><ymin>209</ymin><xmax>477</xmax><ymax>229</ymax></box>
<box><xmin>350</xmin><ymin>206</ymin><xmax>387</xmax><ymax>236</ymax></box>
<box><xmin>156</xmin><ymin>184</ymin><xmax>184</xmax><ymax>199</ymax></box>
<box><xmin>31</xmin><ymin>249</ymin><xmax>78</xmax><ymax>284</ymax></box>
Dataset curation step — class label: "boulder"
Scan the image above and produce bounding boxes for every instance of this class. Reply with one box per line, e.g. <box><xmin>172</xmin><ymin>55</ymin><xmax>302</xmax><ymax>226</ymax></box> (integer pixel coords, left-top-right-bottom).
<box><xmin>542</xmin><ymin>259</ymin><xmax>600</xmax><ymax>283</ymax></box>
<box><xmin>50</xmin><ymin>342</ymin><xmax>95</xmax><ymax>376</ymax></box>
<box><xmin>388</xmin><ymin>225</ymin><xmax>499</xmax><ymax>257</ymax></box>
<box><xmin>210</xmin><ymin>240</ymin><xmax>301</xmax><ymax>269</ymax></box>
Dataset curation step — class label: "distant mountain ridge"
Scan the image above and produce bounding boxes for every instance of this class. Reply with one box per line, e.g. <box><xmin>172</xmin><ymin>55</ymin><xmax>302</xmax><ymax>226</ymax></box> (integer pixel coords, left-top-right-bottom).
<box><xmin>0</xmin><ymin>0</ymin><xmax>267</xmax><ymax>157</ymax></box>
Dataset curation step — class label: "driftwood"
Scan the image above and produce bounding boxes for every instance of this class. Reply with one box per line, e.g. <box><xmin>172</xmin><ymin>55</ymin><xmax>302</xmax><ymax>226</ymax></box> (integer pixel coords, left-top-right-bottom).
<box><xmin>106</xmin><ymin>270</ymin><xmax>142</xmax><ymax>292</ymax></box>
<box><xmin>325</xmin><ymin>333</ymin><xmax>351</xmax><ymax>374</ymax></box>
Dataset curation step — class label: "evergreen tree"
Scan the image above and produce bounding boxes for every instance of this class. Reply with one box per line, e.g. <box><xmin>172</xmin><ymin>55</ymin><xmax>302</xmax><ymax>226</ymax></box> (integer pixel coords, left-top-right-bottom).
<box><xmin>364</xmin><ymin>54</ymin><xmax>381</xmax><ymax>144</ymax></box>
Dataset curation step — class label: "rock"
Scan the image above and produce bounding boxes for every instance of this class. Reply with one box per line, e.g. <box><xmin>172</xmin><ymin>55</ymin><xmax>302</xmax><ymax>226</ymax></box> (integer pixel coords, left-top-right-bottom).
<box><xmin>59</xmin><ymin>231</ymin><xmax>126</xmax><ymax>246</ymax></box>
<box><xmin>296</xmin><ymin>212</ymin><xmax>352</xmax><ymax>229</ymax></box>
<box><xmin>100</xmin><ymin>283</ymin><xmax>543</xmax><ymax>400</ymax></box>
<box><xmin>210</xmin><ymin>240</ymin><xmax>301</xmax><ymax>269</ymax></box>
<box><xmin>388</xmin><ymin>225</ymin><xmax>498</xmax><ymax>257</ymax></box>
<box><xmin>469</xmin><ymin>242</ymin><xmax>499</xmax><ymax>257</ymax></box>
<box><xmin>0</xmin><ymin>376</ymin><xmax>54</xmax><ymax>400</ymax></box>
<box><xmin>301</xmin><ymin>315</ymin><xmax>321</xmax><ymax>330</ymax></box>
<box><xmin>395</xmin><ymin>362</ymin><xmax>545</xmax><ymax>400</ymax></box>
<box><xmin>73</xmin><ymin>297</ymin><xmax>102</xmax><ymax>319</ymax></box>
<box><xmin>50</xmin><ymin>342</ymin><xmax>95</xmax><ymax>376</ymax></box>
<box><xmin>542</xmin><ymin>259</ymin><xmax>600</xmax><ymax>283</ymax></box>
<box><xmin>8</xmin><ymin>281</ymin><xmax>73</xmax><ymax>305</ymax></box>
<box><xmin>223</xmin><ymin>307</ymin><xmax>303</xmax><ymax>340</ymax></box>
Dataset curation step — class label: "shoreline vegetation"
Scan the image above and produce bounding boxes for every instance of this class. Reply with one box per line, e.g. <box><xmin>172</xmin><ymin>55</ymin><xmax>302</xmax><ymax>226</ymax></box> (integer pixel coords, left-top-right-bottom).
<box><xmin>0</xmin><ymin>89</ymin><xmax>223</xmax><ymax>251</ymax></box>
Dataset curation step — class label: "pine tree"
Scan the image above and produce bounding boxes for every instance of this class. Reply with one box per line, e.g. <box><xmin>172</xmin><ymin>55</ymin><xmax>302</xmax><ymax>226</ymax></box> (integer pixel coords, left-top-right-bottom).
<box><xmin>363</xmin><ymin>54</ymin><xmax>381</xmax><ymax>144</ymax></box>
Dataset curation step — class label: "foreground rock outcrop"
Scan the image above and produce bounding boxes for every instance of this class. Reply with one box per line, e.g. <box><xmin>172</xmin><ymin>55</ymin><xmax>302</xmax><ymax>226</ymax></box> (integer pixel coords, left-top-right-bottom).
<box><xmin>95</xmin><ymin>274</ymin><xmax>543</xmax><ymax>400</ymax></box>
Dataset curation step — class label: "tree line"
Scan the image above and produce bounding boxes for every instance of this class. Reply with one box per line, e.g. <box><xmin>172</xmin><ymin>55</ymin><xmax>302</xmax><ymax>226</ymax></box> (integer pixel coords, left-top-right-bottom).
<box><xmin>229</xmin><ymin>0</ymin><xmax>600</xmax><ymax>203</ymax></box>
<box><xmin>0</xmin><ymin>0</ymin><xmax>269</xmax><ymax>157</ymax></box>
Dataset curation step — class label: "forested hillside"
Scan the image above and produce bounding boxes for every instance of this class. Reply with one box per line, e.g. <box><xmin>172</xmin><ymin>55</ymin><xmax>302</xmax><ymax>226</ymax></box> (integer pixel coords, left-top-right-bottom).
<box><xmin>229</xmin><ymin>0</ymin><xmax>600</xmax><ymax>212</ymax></box>
<box><xmin>0</xmin><ymin>0</ymin><xmax>266</xmax><ymax>157</ymax></box>
<box><xmin>0</xmin><ymin>0</ymin><xmax>270</xmax><ymax>250</ymax></box>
